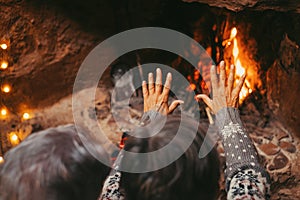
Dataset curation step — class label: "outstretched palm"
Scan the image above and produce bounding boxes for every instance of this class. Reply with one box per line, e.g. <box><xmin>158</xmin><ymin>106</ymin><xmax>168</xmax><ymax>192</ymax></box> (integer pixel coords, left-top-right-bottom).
<box><xmin>142</xmin><ymin>68</ymin><xmax>183</xmax><ymax>115</ymax></box>
<box><xmin>196</xmin><ymin>61</ymin><xmax>246</xmax><ymax>114</ymax></box>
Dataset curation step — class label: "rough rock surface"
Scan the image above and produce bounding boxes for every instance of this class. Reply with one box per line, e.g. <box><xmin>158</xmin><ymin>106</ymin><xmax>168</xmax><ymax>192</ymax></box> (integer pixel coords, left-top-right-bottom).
<box><xmin>183</xmin><ymin>0</ymin><xmax>300</xmax><ymax>13</ymax></box>
<box><xmin>266</xmin><ymin>35</ymin><xmax>300</xmax><ymax>137</ymax></box>
<box><xmin>0</xmin><ymin>0</ymin><xmax>165</xmax><ymax>110</ymax></box>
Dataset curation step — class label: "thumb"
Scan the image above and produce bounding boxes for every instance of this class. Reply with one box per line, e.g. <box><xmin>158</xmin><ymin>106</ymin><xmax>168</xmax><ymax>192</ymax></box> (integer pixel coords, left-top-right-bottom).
<box><xmin>168</xmin><ymin>100</ymin><xmax>184</xmax><ymax>114</ymax></box>
<box><xmin>195</xmin><ymin>94</ymin><xmax>213</xmax><ymax>110</ymax></box>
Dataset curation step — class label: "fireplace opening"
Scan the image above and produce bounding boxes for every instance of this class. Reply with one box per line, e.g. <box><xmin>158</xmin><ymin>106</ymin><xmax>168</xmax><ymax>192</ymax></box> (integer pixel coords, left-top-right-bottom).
<box><xmin>0</xmin><ymin>0</ymin><xmax>300</xmax><ymax>198</ymax></box>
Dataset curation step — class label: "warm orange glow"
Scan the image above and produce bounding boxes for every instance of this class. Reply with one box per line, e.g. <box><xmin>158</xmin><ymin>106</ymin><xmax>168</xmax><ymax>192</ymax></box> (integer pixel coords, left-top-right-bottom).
<box><xmin>1</xmin><ymin>61</ymin><xmax>8</xmax><ymax>69</ymax></box>
<box><xmin>232</xmin><ymin>39</ymin><xmax>239</xmax><ymax>58</ymax></box>
<box><xmin>245</xmin><ymin>80</ymin><xmax>251</xmax><ymax>88</ymax></box>
<box><xmin>187</xmin><ymin>83</ymin><xmax>196</xmax><ymax>91</ymax></box>
<box><xmin>9</xmin><ymin>133</ymin><xmax>20</xmax><ymax>145</ymax></box>
<box><xmin>227</xmin><ymin>27</ymin><xmax>253</xmax><ymax>102</ymax></box>
<box><xmin>2</xmin><ymin>84</ymin><xmax>11</xmax><ymax>93</ymax></box>
<box><xmin>0</xmin><ymin>156</ymin><xmax>4</xmax><ymax>163</ymax></box>
<box><xmin>240</xmin><ymin>87</ymin><xmax>248</xmax><ymax>98</ymax></box>
<box><xmin>11</xmin><ymin>134</ymin><xmax>18</xmax><ymax>141</ymax></box>
<box><xmin>1</xmin><ymin>108</ymin><xmax>7</xmax><ymax>116</ymax></box>
<box><xmin>235</xmin><ymin>60</ymin><xmax>245</xmax><ymax>77</ymax></box>
<box><xmin>230</xmin><ymin>27</ymin><xmax>237</xmax><ymax>39</ymax></box>
<box><xmin>0</xmin><ymin>43</ymin><xmax>8</xmax><ymax>50</ymax></box>
<box><xmin>22</xmin><ymin>112</ymin><xmax>30</xmax><ymax>120</ymax></box>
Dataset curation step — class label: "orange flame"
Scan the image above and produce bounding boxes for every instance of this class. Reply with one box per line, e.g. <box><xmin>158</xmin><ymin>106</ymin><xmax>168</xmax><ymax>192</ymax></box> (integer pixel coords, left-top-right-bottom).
<box><xmin>230</xmin><ymin>27</ymin><xmax>237</xmax><ymax>39</ymax></box>
<box><xmin>229</xmin><ymin>27</ymin><xmax>252</xmax><ymax>102</ymax></box>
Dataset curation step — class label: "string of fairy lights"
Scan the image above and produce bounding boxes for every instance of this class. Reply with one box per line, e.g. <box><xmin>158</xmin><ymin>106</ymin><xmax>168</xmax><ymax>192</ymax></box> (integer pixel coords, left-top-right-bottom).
<box><xmin>0</xmin><ymin>40</ymin><xmax>31</xmax><ymax>163</ymax></box>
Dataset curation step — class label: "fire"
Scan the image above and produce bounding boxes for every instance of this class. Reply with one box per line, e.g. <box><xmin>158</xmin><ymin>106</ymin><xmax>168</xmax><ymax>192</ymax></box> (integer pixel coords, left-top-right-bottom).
<box><xmin>187</xmin><ymin>26</ymin><xmax>256</xmax><ymax>105</ymax></box>
<box><xmin>232</xmin><ymin>39</ymin><xmax>239</xmax><ymax>59</ymax></box>
<box><xmin>230</xmin><ymin>27</ymin><xmax>237</xmax><ymax>39</ymax></box>
<box><xmin>228</xmin><ymin>27</ymin><xmax>253</xmax><ymax>102</ymax></box>
<box><xmin>235</xmin><ymin>59</ymin><xmax>245</xmax><ymax>77</ymax></box>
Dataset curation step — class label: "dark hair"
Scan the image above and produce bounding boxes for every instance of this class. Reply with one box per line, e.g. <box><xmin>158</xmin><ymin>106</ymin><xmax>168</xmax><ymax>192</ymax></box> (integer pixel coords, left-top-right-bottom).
<box><xmin>121</xmin><ymin>115</ymin><xmax>220</xmax><ymax>200</ymax></box>
<box><xmin>0</xmin><ymin>124</ymin><xmax>110</xmax><ymax>200</ymax></box>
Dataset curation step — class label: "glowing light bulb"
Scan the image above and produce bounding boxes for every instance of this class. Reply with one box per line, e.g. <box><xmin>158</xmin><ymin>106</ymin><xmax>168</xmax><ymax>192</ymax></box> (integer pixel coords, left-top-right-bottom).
<box><xmin>0</xmin><ymin>43</ymin><xmax>8</xmax><ymax>50</ymax></box>
<box><xmin>0</xmin><ymin>156</ymin><xmax>4</xmax><ymax>164</ymax></box>
<box><xmin>1</xmin><ymin>61</ymin><xmax>8</xmax><ymax>69</ymax></box>
<box><xmin>9</xmin><ymin>133</ymin><xmax>19</xmax><ymax>146</ymax></box>
<box><xmin>2</xmin><ymin>84</ymin><xmax>11</xmax><ymax>93</ymax></box>
<box><xmin>23</xmin><ymin>112</ymin><xmax>30</xmax><ymax>120</ymax></box>
<box><xmin>1</xmin><ymin>108</ymin><xmax>7</xmax><ymax>116</ymax></box>
<box><xmin>11</xmin><ymin>134</ymin><xmax>18</xmax><ymax>141</ymax></box>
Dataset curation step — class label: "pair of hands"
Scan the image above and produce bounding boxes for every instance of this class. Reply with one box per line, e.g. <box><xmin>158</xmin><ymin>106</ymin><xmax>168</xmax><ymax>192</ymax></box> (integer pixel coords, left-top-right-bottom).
<box><xmin>142</xmin><ymin>61</ymin><xmax>246</xmax><ymax>115</ymax></box>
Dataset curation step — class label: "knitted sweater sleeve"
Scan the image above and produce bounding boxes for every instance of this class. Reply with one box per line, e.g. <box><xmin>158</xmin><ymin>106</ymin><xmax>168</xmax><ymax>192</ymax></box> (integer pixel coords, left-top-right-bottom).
<box><xmin>216</xmin><ymin>107</ymin><xmax>271</xmax><ymax>200</ymax></box>
<box><xmin>99</xmin><ymin>111</ymin><xmax>162</xmax><ymax>200</ymax></box>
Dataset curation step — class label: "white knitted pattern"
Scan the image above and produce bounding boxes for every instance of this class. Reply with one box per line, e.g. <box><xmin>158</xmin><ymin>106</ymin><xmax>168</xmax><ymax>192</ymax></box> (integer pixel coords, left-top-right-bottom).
<box><xmin>221</xmin><ymin>122</ymin><xmax>244</xmax><ymax>141</ymax></box>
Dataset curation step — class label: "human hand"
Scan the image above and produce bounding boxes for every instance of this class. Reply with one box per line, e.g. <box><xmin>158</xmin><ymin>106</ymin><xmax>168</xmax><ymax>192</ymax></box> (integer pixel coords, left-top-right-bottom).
<box><xmin>196</xmin><ymin>61</ymin><xmax>246</xmax><ymax>114</ymax></box>
<box><xmin>142</xmin><ymin>68</ymin><xmax>184</xmax><ymax>115</ymax></box>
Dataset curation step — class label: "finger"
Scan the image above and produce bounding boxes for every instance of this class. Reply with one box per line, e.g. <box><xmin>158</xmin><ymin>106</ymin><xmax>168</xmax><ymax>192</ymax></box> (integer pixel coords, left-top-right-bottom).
<box><xmin>227</xmin><ymin>64</ymin><xmax>235</xmax><ymax>92</ymax></box>
<box><xmin>195</xmin><ymin>94</ymin><xmax>213</xmax><ymax>110</ymax></box>
<box><xmin>155</xmin><ymin>68</ymin><xmax>162</xmax><ymax>94</ymax></box>
<box><xmin>162</xmin><ymin>72</ymin><xmax>172</xmax><ymax>101</ymax></box>
<box><xmin>232</xmin><ymin>73</ymin><xmax>246</xmax><ymax>97</ymax></box>
<box><xmin>234</xmin><ymin>97</ymin><xmax>239</xmax><ymax>107</ymax></box>
<box><xmin>219</xmin><ymin>61</ymin><xmax>226</xmax><ymax>88</ymax></box>
<box><xmin>210</xmin><ymin>65</ymin><xmax>218</xmax><ymax>93</ymax></box>
<box><xmin>142</xmin><ymin>80</ymin><xmax>148</xmax><ymax>98</ymax></box>
<box><xmin>148</xmin><ymin>72</ymin><xmax>155</xmax><ymax>94</ymax></box>
<box><xmin>168</xmin><ymin>100</ymin><xmax>184</xmax><ymax>114</ymax></box>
